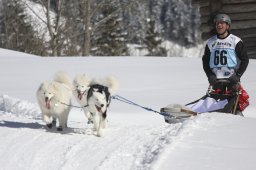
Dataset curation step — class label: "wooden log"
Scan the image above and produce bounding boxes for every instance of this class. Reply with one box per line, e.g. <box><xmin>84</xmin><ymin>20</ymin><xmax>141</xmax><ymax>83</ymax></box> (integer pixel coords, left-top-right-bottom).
<box><xmin>247</xmin><ymin>49</ymin><xmax>256</xmax><ymax>53</ymax></box>
<box><xmin>200</xmin><ymin>3</ymin><xmax>256</xmax><ymax>16</ymax></box>
<box><xmin>231</xmin><ymin>20</ymin><xmax>256</xmax><ymax>29</ymax></box>
<box><xmin>245</xmin><ymin>48</ymin><xmax>256</xmax><ymax>56</ymax></box>
<box><xmin>243</xmin><ymin>37</ymin><xmax>256</xmax><ymax>47</ymax></box>
<box><xmin>221</xmin><ymin>0</ymin><xmax>256</xmax><ymax>4</ymax></box>
<box><xmin>245</xmin><ymin>48</ymin><xmax>256</xmax><ymax>57</ymax></box>
<box><xmin>191</xmin><ymin>0</ymin><xmax>210</xmax><ymax>7</ymax></box>
<box><xmin>192</xmin><ymin>0</ymin><xmax>209</xmax><ymax>5</ymax></box>
<box><xmin>200</xmin><ymin>6</ymin><xmax>211</xmax><ymax>16</ymax></box>
<box><xmin>247</xmin><ymin>51</ymin><xmax>256</xmax><ymax>59</ymax></box>
<box><xmin>246</xmin><ymin>47</ymin><xmax>256</xmax><ymax>52</ymax></box>
<box><xmin>232</xmin><ymin>28</ymin><xmax>256</xmax><ymax>38</ymax></box>
<box><xmin>209</xmin><ymin>0</ymin><xmax>223</xmax><ymax>12</ymax></box>
<box><xmin>229</xmin><ymin>12</ymin><xmax>256</xmax><ymax>21</ymax></box>
<box><xmin>221</xmin><ymin>3</ymin><xmax>256</xmax><ymax>13</ymax></box>
<box><xmin>248</xmin><ymin>51</ymin><xmax>256</xmax><ymax>55</ymax></box>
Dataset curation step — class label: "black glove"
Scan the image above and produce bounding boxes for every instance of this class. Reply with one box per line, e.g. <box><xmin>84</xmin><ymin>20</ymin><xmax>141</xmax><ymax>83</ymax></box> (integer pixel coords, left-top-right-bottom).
<box><xmin>208</xmin><ymin>75</ymin><xmax>217</xmax><ymax>85</ymax></box>
<box><xmin>228</xmin><ymin>74</ymin><xmax>240</xmax><ymax>84</ymax></box>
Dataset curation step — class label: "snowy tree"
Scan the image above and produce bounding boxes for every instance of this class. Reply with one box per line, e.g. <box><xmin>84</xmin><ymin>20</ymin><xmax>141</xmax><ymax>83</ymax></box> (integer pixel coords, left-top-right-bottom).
<box><xmin>39</xmin><ymin>0</ymin><xmax>65</xmax><ymax>56</ymax></box>
<box><xmin>143</xmin><ymin>18</ymin><xmax>167</xmax><ymax>56</ymax></box>
<box><xmin>159</xmin><ymin>0</ymin><xmax>200</xmax><ymax>46</ymax></box>
<box><xmin>91</xmin><ymin>1</ymin><xmax>128</xmax><ymax>56</ymax></box>
<box><xmin>0</xmin><ymin>0</ymin><xmax>201</xmax><ymax>56</ymax></box>
<box><xmin>0</xmin><ymin>0</ymin><xmax>46</xmax><ymax>55</ymax></box>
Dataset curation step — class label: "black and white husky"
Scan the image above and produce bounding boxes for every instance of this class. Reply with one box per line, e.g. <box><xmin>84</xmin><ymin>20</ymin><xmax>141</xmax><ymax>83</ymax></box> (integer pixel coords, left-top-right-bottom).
<box><xmin>86</xmin><ymin>76</ymin><xmax>119</xmax><ymax>137</ymax></box>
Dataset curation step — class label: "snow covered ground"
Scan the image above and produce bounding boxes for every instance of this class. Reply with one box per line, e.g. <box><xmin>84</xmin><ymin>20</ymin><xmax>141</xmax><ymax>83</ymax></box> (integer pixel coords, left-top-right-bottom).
<box><xmin>0</xmin><ymin>48</ymin><xmax>256</xmax><ymax>170</ymax></box>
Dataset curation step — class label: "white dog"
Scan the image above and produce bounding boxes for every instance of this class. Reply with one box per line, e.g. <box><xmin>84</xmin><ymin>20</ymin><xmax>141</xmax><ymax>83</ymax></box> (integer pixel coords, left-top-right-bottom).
<box><xmin>36</xmin><ymin>71</ymin><xmax>73</xmax><ymax>131</ymax></box>
<box><xmin>73</xmin><ymin>74</ymin><xmax>92</xmax><ymax>123</ymax></box>
<box><xmin>87</xmin><ymin>76</ymin><xmax>119</xmax><ymax>137</ymax></box>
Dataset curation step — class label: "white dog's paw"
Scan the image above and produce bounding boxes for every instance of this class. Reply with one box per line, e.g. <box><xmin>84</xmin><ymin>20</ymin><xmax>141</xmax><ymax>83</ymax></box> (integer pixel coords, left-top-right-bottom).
<box><xmin>46</xmin><ymin>123</ymin><xmax>53</xmax><ymax>129</ymax></box>
<box><xmin>102</xmin><ymin>122</ymin><xmax>106</xmax><ymax>129</ymax></box>
<box><xmin>97</xmin><ymin>131</ymin><xmax>103</xmax><ymax>137</ymax></box>
<box><xmin>43</xmin><ymin>115</ymin><xmax>52</xmax><ymax>124</ymax></box>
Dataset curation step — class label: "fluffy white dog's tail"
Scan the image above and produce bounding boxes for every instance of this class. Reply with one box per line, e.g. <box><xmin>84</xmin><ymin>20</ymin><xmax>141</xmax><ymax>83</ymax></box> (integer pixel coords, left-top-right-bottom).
<box><xmin>74</xmin><ymin>74</ymin><xmax>91</xmax><ymax>87</ymax></box>
<box><xmin>54</xmin><ymin>71</ymin><xmax>73</xmax><ymax>90</ymax></box>
<box><xmin>105</xmin><ymin>76</ymin><xmax>119</xmax><ymax>95</ymax></box>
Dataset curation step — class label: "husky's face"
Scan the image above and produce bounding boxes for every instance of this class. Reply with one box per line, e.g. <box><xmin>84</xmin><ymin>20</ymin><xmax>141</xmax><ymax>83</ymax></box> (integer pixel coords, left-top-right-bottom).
<box><xmin>90</xmin><ymin>89</ymin><xmax>108</xmax><ymax>113</ymax></box>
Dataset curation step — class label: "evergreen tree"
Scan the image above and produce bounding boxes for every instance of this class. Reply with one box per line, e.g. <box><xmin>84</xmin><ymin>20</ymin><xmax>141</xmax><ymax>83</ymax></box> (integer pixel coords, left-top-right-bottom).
<box><xmin>143</xmin><ymin>19</ymin><xmax>166</xmax><ymax>56</ymax></box>
<box><xmin>0</xmin><ymin>0</ymin><xmax>46</xmax><ymax>55</ymax></box>
<box><xmin>92</xmin><ymin>1</ymin><xmax>128</xmax><ymax>56</ymax></box>
<box><xmin>0</xmin><ymin>0</ymin><xmax>201</xmax><ymax>56</ymax></box>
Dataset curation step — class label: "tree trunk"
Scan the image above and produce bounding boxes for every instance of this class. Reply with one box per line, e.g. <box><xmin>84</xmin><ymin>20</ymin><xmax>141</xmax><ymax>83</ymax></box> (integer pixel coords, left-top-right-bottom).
<box><xmin>46</xmin><ymin>0</ymin><xmax>63</xmax><ymax>56</ymax></box>
<box><xmin>82</xmin><ymin>0</ymin><xmax>91</xmax><ymax>56</ymax></box>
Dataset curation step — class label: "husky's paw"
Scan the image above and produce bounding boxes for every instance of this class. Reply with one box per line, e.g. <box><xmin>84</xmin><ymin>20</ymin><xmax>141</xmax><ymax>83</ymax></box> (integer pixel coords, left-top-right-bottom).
<box><xmin>52</xmin><ymin>119</ymin><xmax>57</xmax><ymax>126</ymax></box>
<box><xmin>57</xmin><ymin>126</ymin><xmax>63</xmax><ymax>131</ymax></box>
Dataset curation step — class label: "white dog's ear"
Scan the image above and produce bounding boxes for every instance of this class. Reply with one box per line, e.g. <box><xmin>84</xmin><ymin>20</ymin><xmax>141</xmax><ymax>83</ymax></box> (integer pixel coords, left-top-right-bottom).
<box><xmin>71</xmin><ymin>84</ymin><xmax>76</xmax><ymax>91</ymax></box>
<box><xmin>52</xmin><ymin>82</ymin><xmax>58</xmax><ymax>91</ymax></box>
<box><xmin>38</xmin><ymin>83</ymin><xmax>44</xmax><ymax>91</ymax></box>
<box><xmin>39</xmin><ymin>81</ymin><xmax>49</xmax><ymax>91</ymax></box>
<box><xmin>82</xmin><ymin>74</ymin><xmax>91</xmax><ymax>85</ymax></box>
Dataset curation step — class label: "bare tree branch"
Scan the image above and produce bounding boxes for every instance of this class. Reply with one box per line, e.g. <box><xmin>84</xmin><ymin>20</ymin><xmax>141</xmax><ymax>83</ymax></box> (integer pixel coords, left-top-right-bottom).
<box><xmin>21</xmin><ymin>1</ymin><xmax>47</xmax><ymax>25</ymax></box>
<box><xmin>94</xmin><ymin>0</ymin><xmax>139</xmax><ymax>30</ymax></box>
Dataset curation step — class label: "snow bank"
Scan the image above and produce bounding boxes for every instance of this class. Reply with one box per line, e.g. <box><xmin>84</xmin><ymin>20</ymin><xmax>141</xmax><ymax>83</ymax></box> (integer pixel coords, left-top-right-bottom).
<box><xmin>0</xmin><ymin>95</ymin><xmax>40</xmax><ymax>119</ymax></box>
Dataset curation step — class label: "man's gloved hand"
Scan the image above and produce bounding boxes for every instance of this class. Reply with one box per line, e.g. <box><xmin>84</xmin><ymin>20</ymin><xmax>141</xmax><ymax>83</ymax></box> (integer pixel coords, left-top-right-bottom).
<box><xmin>228</xmin><ymin>74</ymin><xmax>240</xmax><ymax>84</ymax></box>
<box><xmin>208</xmin><ymin>75</ymin><xmax>217</xmax><ymax>85</ymax></box>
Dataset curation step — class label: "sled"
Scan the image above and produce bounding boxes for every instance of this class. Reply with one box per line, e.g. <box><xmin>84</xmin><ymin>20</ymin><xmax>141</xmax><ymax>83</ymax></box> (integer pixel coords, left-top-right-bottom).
<box><xmin>161</xmin><ymin>104</ymin><xmax>197</xmax><ymax>124</ymax></box>
<box><xmin>162</xmin><ymin>79</ymin><xmax>249</xmax><ymax>124</ymax></box>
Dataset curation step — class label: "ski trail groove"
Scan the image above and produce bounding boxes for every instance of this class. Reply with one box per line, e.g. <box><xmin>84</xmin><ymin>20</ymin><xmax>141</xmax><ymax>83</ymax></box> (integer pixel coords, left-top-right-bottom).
<box><xmin>95</xmin><ymin>123</ymin><xmax>184</xmax><ymax>170</ymax></box>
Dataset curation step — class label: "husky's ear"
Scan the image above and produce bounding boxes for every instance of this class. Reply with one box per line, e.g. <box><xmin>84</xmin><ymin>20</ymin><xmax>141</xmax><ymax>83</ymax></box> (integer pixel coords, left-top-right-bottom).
<box><xmin>87</xmin><ymin>86</ymin><xmax>98</xmax><ymax>101</ymax></box>
<box><xmin>93</xmin><ymin>88</ymin><xmax>99</xmax><ymax>92</ymax></box>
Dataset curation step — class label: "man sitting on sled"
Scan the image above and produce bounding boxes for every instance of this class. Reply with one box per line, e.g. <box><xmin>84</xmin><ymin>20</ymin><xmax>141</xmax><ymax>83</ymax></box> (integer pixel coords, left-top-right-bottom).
<box><xmin>202</xmin><ymin>13</ymin><xmax>249</xmax><ymax>115</ymax></box>
<box><xmin>162</xmin><ymin>14</ymin><xmax>249</xmax><ymax>124</ymax></box>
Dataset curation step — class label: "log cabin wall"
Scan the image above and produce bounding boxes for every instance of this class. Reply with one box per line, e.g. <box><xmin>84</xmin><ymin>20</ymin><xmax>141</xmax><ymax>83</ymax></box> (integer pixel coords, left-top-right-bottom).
<box><xmin>192</xmin><ymin>0</ymin><xmax>256</xmax><ymax>58</ymax></box>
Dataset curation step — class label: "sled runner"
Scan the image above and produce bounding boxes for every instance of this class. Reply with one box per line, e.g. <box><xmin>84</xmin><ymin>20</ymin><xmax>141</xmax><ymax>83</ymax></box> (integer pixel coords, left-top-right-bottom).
<box><xmin>162</xmin><ymin>79</ymin><xmax>249</xmax><ymax>124</ymax></box>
